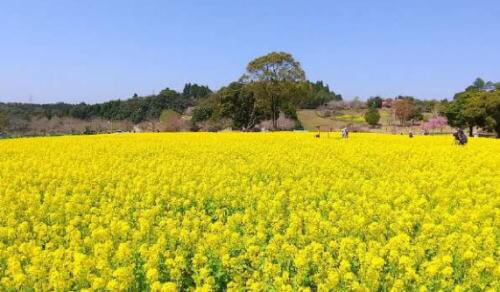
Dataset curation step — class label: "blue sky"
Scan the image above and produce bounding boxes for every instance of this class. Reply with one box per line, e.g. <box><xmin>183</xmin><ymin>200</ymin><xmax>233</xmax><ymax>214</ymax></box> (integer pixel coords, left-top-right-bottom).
<box><xmin>1</xmin><ymin>0</ymin><xmax>499</xmax><ymax>104</ymax></box>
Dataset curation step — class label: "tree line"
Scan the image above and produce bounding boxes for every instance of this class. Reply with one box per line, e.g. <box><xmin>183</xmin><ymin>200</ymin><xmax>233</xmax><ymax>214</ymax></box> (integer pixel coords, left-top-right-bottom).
<box><xmin>1</xmin><ymin>52</ymin><xmax>499</xmax><ymax>136</ymax></box>
<box><xmin>0</xmin><ymin>83</ymin><xmax>211</xmax><ymax>125</ymax></box>
<box><xmin>0</xmin><ymin>52</ymin><xmax>341</xmax><ymax>134</ymax></box>
<box><xmin>354</xmin><ymin>78</ymin><xmax>499</xmax><ymax>137</ymax></box>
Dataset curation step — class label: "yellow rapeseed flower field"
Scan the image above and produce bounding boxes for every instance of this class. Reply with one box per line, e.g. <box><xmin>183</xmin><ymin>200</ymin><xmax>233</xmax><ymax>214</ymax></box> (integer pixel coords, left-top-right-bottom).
<box><xmin>0</xmin><ymin>133</ymin><xmax>498</xmax><ymax>291</ymax></box>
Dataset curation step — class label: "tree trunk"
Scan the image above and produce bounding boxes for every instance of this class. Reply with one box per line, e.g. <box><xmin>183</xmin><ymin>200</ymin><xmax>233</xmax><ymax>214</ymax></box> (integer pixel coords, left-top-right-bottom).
<box><xmin>246</xmin><ymin>104</ymin><xmax>257</xmax><ymax>130</ymax></box>
<box><xmin>469</xmin><ymin>125</ymin><xmax>473</xmax><ymax>137</ymax></box>
<box><xmin>271</xmin><ymin>94</ymin><xmax>277</xmax><ymax>129</ymax></box>
<box><xmin>270</xmin><ymin>81</ymin><xmax>279</xmax><ymax>130</ymax></box>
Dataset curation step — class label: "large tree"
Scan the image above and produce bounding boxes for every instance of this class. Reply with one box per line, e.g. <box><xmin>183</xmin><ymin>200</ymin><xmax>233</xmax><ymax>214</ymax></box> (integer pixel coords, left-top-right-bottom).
<box><xmin>241</xmin><ymin>52</ymin><xmax>306</xmax><ymax>128</ymax></box>
<box><xmin>445</xmin><ymin>84</ymin><xmax>500</xmax><ymax>136</ymax></box>
<box><xmin>242</xmin><ymin>51</ymin><xmax>305</xmax><ymax>82</ymax></box>
<box><xmin>445</xmin><ymin>87</ymin><xmax>483</xmax><ymax>135</ymax></box>
<box><xmin>463</xmin><ymin>90</ymin><xmax>500</xmax><ymax>137</ymax></box>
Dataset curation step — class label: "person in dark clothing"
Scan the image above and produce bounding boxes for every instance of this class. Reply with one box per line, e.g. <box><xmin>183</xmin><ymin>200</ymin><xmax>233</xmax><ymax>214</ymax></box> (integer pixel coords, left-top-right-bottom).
<box><xmin>453</xmin><ymin>129</ymin><xmax>468</xmax><ymax>145</ymax></box>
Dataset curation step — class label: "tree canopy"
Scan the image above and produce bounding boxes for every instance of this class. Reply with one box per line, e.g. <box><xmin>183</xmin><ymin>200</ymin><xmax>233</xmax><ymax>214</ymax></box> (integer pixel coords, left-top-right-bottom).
<box><xmin>242</xmin><ymin>51</ymin><xmax>306</xmax><ymax>82</ymax></box>
<box><xmin>445</xmin><ymin>78</ymin><xmax>500</xmax><ymax>136</ymax></box>
<box><xmin>393</xmin><ymin>98</ymin><xmax>415</xmax><ymax>126</ymax></box>
<box><xmin>182</xmin><ymin>83</ymin><xmax>212</xmax><ymax>101</ymax></box>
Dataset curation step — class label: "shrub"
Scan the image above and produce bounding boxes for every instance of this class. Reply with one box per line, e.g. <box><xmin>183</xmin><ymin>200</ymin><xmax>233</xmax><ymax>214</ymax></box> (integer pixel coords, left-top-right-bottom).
<box><xmin>364</xmin><ymin>108</ymin><xmax>381</xmax><ymax>126</ymax></box>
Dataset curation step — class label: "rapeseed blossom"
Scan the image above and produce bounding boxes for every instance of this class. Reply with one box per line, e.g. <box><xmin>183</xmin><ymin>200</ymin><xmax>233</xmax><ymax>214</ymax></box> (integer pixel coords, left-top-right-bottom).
<box><xmin>0</xmin><ymin>132</ymin><xmax>498</xmax><ymax>290</ymax></box>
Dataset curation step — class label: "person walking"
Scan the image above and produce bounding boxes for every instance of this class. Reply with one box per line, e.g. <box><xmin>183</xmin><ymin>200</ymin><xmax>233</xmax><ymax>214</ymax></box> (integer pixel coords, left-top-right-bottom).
<box><xmin>341</xmin><ymin>127</ymin><xmax>349</xmax><ymax>138</ymax></box>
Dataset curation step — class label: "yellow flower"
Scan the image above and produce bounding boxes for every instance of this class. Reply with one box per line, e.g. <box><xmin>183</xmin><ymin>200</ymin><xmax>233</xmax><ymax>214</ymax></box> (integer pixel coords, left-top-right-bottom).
<box><xmin>0</xmin><ymin>132</ymin><xmax>498</xmax><ymax>290</ymax></box>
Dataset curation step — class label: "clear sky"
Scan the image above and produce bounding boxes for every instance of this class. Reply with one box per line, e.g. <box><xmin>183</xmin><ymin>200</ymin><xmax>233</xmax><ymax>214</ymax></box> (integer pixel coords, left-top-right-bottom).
<box><xmin>1</xmin><ymin>0</ymin><xmax>499</xmax><ymax>104</ymax></box>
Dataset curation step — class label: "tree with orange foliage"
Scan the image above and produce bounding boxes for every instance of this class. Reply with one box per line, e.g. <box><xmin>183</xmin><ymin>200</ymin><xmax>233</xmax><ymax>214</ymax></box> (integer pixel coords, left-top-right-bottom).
<box><xmin>393</xmin><ymin>99</ymin><xmax>414</xmax><ymax>126</ymax></box>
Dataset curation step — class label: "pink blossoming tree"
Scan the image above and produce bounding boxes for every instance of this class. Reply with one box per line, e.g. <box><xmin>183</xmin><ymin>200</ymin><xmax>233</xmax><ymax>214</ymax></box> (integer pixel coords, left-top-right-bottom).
<box><xmin>422</xmin><ymin>116</ymin><xmax>447</xmax><ymax>132</ymax></box>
